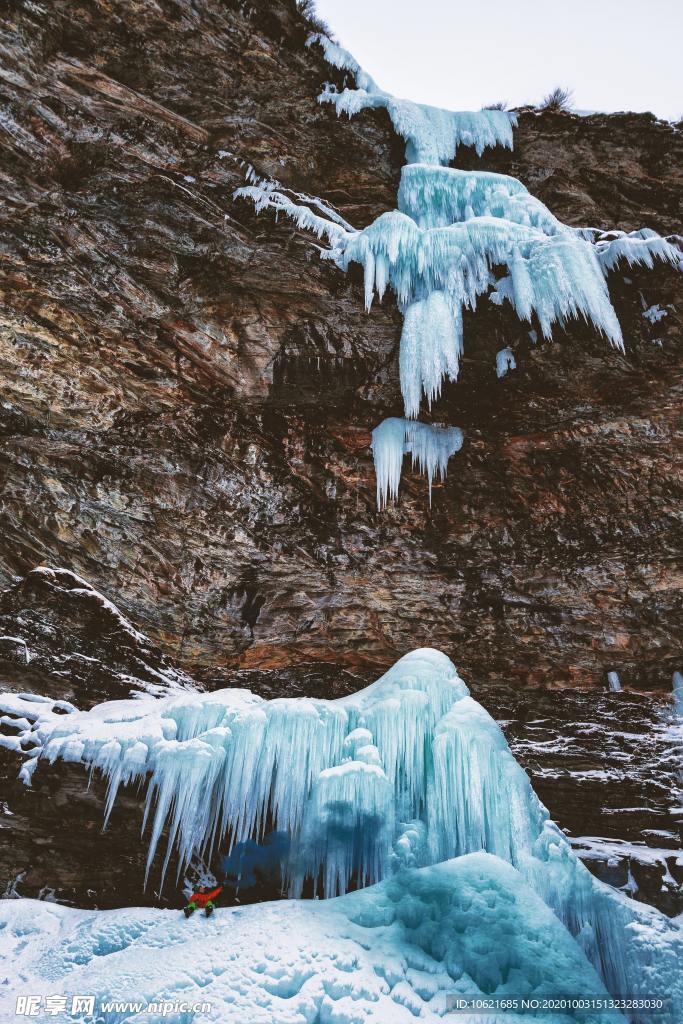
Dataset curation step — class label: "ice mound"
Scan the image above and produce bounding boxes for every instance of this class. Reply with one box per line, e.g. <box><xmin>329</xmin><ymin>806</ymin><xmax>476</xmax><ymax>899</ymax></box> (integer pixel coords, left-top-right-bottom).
<box><xmin>35</xmin><ymin>649</ymin><xmax>683</xmax><ymax>1012</ymax></box>
<box><xmin>0</xmin><ymin>853</ymin><xmax>623</xmax><ymax>1024</ymax></box>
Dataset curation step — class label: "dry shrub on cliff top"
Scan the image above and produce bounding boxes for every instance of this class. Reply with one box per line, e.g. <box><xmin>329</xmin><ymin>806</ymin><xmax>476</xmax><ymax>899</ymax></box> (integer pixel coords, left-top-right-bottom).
<box><xmin>295</xmin><ymin>0</ymin><xmax>333</xmax><ymax>37</ymax></box>
<box><xmin>539</xmin><ymin>87</ymin><xmax>574</xmax><ymax>112</ymax></box>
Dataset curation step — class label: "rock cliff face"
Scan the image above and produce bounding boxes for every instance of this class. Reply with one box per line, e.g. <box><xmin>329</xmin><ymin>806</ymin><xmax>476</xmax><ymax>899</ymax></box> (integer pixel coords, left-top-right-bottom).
<box><xmin>1</xmin><ymin>0</ymin><xmax>681</xmax><ymax>691</ymax></box>
<box><xmin>0</xmin><ymin>0</ymin><xmax>681</xmax><ymax>911</ymax></box>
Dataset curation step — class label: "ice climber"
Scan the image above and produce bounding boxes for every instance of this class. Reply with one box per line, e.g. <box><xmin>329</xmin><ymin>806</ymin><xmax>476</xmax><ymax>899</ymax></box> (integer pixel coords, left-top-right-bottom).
<box><xmin>184</xmin><ymin>883</ymin><xmax>223</xmax><ymax>917</ymax></box>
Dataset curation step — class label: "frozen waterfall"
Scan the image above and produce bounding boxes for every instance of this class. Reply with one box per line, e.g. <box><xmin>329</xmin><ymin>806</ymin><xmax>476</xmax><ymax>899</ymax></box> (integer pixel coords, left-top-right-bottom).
<box><xmin>607</xmin><ymin>671</ymin><xmax>622</xmax><ymax>692</ymax></box>
<box><xmin>672</xmin><ymin>670</ymin><xmax>683</xmax><ymax>718</ymax></box>
<box><xmin>236</xmin><ymin>37</ymin><xmax>680</xmax><ymax>449</ymax></box>
<box><xmin>398</xmin><ymin>164</ymin><xmax>564</xmax><ymax>232</ymax></box>
<box><xmin>37</xmin><ymin>648</ymin><xmax>683</xmax><ymax>1016</ymax></box>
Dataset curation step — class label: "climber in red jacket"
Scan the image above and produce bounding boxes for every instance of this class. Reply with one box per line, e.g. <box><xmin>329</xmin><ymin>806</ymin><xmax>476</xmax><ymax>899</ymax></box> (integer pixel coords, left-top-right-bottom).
<box><xmin>184</xmin><ymin>884</ymin><xmax>223</xmax><ymax>917</ymax></box>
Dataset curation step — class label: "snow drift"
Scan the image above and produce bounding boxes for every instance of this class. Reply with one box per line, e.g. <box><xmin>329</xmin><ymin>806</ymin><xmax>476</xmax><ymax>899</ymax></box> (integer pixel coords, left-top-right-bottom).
<box><xmin>0</xmin><ymin>854</ymin><xmax>627</xmax><ymax>1024</ymax></box>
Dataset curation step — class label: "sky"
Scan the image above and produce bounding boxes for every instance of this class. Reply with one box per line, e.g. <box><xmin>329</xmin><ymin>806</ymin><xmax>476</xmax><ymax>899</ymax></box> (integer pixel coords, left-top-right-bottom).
<box><xmin>314</xmin><ymin>0</ymin><xmax>683</xmax><ymax>121</ymax></box>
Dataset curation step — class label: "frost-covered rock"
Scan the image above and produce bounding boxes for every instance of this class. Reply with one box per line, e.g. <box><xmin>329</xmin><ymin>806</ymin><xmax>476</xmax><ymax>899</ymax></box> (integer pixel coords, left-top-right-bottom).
<box><xmin>0</xmin><ymin>567</ymin><xmax>194</xmax><ymax>708</ymax></box>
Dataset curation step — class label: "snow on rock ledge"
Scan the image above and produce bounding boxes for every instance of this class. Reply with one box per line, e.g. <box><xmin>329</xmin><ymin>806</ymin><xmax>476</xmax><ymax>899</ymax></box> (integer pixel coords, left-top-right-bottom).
<box><xmin>0</xmin><ymin>566</ymin><xmax>195</xmax><ymax>707</ymax></box>
<box><xmin>0</xmin><ymin>691</ymin><xmax>77</xmax><ymax>784</ymax></box>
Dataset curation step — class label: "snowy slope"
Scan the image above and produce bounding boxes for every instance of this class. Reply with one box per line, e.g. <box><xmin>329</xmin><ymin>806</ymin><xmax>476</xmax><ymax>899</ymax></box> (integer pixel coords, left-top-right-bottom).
<box><xmin>0</xmin><ymin>853</ymin><xmax>621</xmax><ymax>1024</ymax></box>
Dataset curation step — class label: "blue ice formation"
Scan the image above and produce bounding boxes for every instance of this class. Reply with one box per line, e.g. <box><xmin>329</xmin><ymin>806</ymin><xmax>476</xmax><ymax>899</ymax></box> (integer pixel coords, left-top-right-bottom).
<box><xmin>338</xmin><ymin>207</ymin><xmax>624</xmax><ymax>345</ymax></box>
<box><xmin>496</xmin><ymin>346</ymin><xmax>517</xmax><ymax>378</ymax></box>
<box><xmin>607</xmin><ymin>670</ymin><xmax>622</xmax><ymax>692</ymax></box>
<box><xmin>235</xmin><ymin>36</ymin><xmax>681</xmax><ymax>473</ymax></box>
<box><xmin>673</xmin><ymin>670</ymin><xmax>683</xmax><ymax>718</ymax></box>
<box><xmin>580</xmin><ymin>226</ymin><xmax>683</xmax><ymax>272</ymax></box>
<box><xmin>39</xmin><ymin>649</ymin><xmax>683</xmax><ymax>1014</ymax></box>
<box><xmin>399</xmin><ymin>290</ymin><xmax>463</xmax><ymax>417</ymax></box>
<box><xmin>397</xmin><ymin>164</ymin><xmax>564</xmax><ymax>231</ymax></box>
<box><xmin>0</xmin><ymin>854</ymin><xmax>627</xmax><ymax>1024</ymax></box>
<box><xmin>371</xmin><ymin>417</ymin><xmax>464</xmax><ymax>508</ymax></box>
<box><xmin>308</xmin><ymin>33</ymin><xmax>517</xmax><ymax>166</ymax></box>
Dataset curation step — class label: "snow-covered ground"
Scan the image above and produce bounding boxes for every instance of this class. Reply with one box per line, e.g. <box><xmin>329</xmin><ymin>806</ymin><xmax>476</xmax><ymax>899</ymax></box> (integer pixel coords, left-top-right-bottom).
<box><xmin>1</xmin><ymin>853</ymin><xmax>623</xmax><ymax>1024</ymax></box>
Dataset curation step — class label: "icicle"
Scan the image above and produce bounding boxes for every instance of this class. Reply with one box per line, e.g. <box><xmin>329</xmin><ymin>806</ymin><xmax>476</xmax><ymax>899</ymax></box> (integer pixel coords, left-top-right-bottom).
<box><xmin>370</xmin><ymin>417</ymin><xmax>406</xmax><ymax>509</ymax></box>
<box><xmin>429</xmin><ymin>696</ymin><xmax>547</xmax><ymax>867</ymax></box>
<box><xmin>400</xmin><ymin>292</ymin><xmax>462</xmax><ymax>418</ymax></box>
<box><xmin>607</xmin><ymin>671</ymin><xmax>622</xmax><ymax>692</ymax></box>
<box><xmin>407</xmin><ymin>421</ymin><xmax>465</xmax><ymax>506</ymax></box>
<box><xmin>496</xmin><ymin>347</ymin><xmax>516</xmax><ymax>378</ymax></box>
<box><xmin>288</xmin><ymin>755</ymin><xmax>394</xmax><ymax>898</ymax></box>
<box><xmin>371</xmin><ymin>418</ymin><xmax>464</xmax><ymax>509</ymax></box>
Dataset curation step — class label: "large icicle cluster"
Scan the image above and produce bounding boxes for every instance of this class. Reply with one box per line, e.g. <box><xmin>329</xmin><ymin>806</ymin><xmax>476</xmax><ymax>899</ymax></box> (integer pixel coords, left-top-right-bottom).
<box><xmin>236</xmin><ymin>36</ymin><xmax>681</xmax><ymax>512</ymax></box>
<box><xmin>372</xmin><ymin>417</ymin><xmax>464</xmax><ymax>508</ymax></box>
<box><xmin>41</xmin><ymin>650</ymin><xmax>466</xmax><ymax>892</ymax></box>
<box><xmin>338</xmin><ymin>205</ymin><xmax>625</xmax><ymax>362</ymax></box>
<box><xmin>38</xmin><ymin>648</ymin><xmax>683</xmax><ymax>1014</ymax></box>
